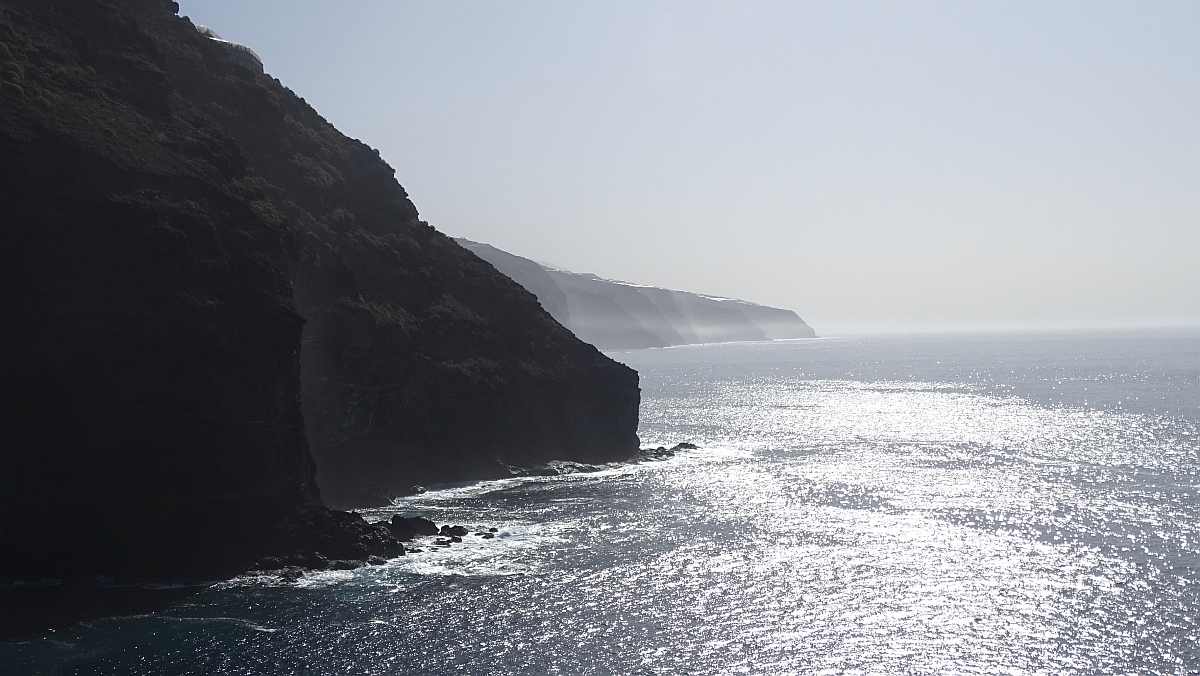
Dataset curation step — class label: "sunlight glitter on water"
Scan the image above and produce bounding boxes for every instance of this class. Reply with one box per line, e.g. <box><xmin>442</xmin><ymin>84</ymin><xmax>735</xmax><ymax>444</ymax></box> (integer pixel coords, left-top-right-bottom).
<box><xmin>5</xmin><ymin>334</ymin><xmax>1199</xmax><ymax>675</ymax></box>
<box><xmin>306</xmin><ymin>372</ymin><xmax>1196</xmax><ymax>673</ymax></box>
<box><xmin>607</xmin><ymin>354</ymin><xmax>1198</xmax><ymax>674</ymax></box>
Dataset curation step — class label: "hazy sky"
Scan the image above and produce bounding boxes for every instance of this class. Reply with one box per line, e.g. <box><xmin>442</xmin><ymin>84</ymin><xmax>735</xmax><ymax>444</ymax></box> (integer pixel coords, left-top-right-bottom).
<box><xmin>180</xmin><ymin>1</ymin><xmax>1198</xmax><ymax>335</ymax></box>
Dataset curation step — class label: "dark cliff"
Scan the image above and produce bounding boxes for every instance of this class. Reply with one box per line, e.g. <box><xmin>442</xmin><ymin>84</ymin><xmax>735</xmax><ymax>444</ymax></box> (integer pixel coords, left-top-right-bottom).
<box><xmin>0</xmin><ymin>0</ymin><xmax>639</xmax><ymax>580</ymax></box>
<box><xmin>447</xmin><ymin>241</ymin><xmax>572</xmax><ymax>330</ymax></box>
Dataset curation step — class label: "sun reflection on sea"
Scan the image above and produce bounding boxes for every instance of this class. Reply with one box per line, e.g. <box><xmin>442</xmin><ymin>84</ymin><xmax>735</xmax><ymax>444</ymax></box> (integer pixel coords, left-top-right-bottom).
<box><xmin>5</xmin><ymin>334</ymin><xmax>1199</xmax><ymax>675</ymax></box>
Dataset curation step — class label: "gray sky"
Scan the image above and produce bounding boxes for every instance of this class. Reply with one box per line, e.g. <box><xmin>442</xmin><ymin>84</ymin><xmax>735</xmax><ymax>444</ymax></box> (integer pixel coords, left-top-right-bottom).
<box><xmin>180</xmin><ymin>1</ymin><xmax>1198</xmax><ymax>335</ymax></box>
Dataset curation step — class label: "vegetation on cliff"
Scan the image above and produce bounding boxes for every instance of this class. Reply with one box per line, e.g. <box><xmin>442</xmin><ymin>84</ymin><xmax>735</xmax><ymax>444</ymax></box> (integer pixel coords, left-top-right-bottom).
<box><xmin>0</xmin><ymin>0</ymin><xmax>639</xmax><ymax>580</ymax></box>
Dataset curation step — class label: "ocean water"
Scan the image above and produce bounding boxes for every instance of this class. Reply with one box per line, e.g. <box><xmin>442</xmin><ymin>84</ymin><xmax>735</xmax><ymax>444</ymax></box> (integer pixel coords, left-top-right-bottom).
<box><xmin>4</xmin><ymin>330</ymin><xmax>1200</xmax><ymax>675</ymax></box>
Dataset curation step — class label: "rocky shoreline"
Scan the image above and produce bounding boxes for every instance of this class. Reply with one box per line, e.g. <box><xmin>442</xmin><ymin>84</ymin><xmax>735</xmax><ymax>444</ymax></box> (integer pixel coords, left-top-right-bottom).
<box><xmin>1</xmin><ymin>0</ymin><xmax>640</xmax><ymax>590</ymax></box>
<box><xmin>506</xmin><ymin>442</ymin><xmax>697</xmax><ymax>478</ymax></box>
<box><xmin>245</xmin><ymin>443</ymin><xmax>698</xmax><ymax>581</ymax></box>
<box><xmin>0</xmin><ymin>442</ymin><xmax>696</xmax><ymax>637</ymax></box>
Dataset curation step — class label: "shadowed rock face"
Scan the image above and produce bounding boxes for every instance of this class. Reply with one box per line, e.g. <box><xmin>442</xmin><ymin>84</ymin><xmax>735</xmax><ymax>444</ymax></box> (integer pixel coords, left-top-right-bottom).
<box><xmin>449</xmin><ymin>240</ymin><xmax>572</xmax><ymax>328</ymax></box>
<box><xmin>0</xmin><ymin>0</ymin><xmax>639</xmax><ymax>579</ymax></box>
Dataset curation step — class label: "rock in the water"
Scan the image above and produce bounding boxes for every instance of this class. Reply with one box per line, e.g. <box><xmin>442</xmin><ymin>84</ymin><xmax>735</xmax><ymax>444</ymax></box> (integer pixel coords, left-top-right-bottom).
<box><xmin>390</xmin><ymin>516</ymin><xmax>438</xmax><ymax>540</ymax></box>
<box><xmin>636</xmin><ymin>442</ymin><xmax>696</xmax><ymax>462</ymax></box>
<box><xmin>387</xmin><ymin>516</ymin><xmax>417</xmax><ymax>541</ymax></box>
<box><xmin>411</xmin><ymin>517</ymin><xmax>441</xmax><ymax>536</ymax></box>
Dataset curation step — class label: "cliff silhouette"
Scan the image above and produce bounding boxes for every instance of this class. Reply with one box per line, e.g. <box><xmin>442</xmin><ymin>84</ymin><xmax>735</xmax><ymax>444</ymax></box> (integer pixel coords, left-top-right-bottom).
<box><xmin>458</xmin><ymin>240</ymin><xmax>817</xmax><ymax>350</ymax></box>
<box><xmin>0</xmin><ymin>0</ymin><xmax>639</xmax><ymax>581</ymax></box>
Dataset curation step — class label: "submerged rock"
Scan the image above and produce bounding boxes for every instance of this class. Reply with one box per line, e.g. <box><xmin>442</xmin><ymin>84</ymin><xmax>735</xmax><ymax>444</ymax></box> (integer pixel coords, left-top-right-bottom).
<box><xmin>511</xmin><ymin>442</ymin><xmax>697</xmax><ymax>480</ymax></box>
<box><xmin>633</xmin><ymin>442</ymin><xmax>697</xmax><ymax>462</ymax></box>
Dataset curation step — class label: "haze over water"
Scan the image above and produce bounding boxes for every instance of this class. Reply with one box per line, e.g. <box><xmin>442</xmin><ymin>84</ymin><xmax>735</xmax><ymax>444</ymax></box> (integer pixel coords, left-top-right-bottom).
<box><xmin>179</xmin><ymin>0</ymin><xmax>1200</xmax><ymax>335</ymax></box>
<box><xmin>5</xmin><ymin>330</ymin><xmax>1198</xmax><ymax>674</ymax></box>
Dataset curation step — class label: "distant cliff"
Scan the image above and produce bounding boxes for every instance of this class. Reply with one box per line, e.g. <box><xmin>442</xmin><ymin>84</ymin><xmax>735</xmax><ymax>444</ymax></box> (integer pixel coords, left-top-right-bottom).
<box><xmin>457</xmin><ymin>240</ymin><xmax>817</xmax><ymax>350</ymax></box>
<box><xmin>0</xmin><ymin>0</ymin><xmax>639</xmax><ymax>580</ymax></box>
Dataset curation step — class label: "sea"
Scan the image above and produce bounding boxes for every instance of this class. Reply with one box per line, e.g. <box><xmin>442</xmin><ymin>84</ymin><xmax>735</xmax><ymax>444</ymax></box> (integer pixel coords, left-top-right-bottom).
<box><xmin>4</xmin><ymin>329</ymin><xmax>1199</xmax><ymax>675</ymax></box>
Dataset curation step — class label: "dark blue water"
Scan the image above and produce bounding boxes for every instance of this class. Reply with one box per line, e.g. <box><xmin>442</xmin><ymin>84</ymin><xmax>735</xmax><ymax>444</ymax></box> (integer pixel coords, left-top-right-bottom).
<box><xmin>5</xmin><ymin>329</ymin><xmax>1199</xmax><ymax>674</ymax></box>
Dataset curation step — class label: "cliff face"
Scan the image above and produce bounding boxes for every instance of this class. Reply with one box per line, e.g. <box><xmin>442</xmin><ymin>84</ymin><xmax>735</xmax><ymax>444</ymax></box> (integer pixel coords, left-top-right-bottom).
<box><xmin>0</xmin><ymin>0</ymin><xmax>639</xmax><ymax>579</ymax></box>
<box><xmin>458</xmin><ymin>239</ymin><xmax>817</xmax><ymax>350</ymax></box>
<box><xmin>447</xmin><ymin>241</ymin><xmax>572</xmax><ymax>329</ymax></box>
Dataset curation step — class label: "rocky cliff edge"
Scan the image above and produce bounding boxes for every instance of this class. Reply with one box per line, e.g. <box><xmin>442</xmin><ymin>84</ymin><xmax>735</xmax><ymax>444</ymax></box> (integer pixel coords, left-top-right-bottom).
<box><xmin>0</xmin><ymin>0</ymin><xmax>639</xmax><ymax>580</ymax></box>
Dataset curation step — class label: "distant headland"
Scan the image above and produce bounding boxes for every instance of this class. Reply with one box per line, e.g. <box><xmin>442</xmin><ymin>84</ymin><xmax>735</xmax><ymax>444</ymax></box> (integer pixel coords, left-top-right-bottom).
<box><xmin>457</xmin><ymin>239</ymin><xmax>817</xmax><ymax>350</ymax></box>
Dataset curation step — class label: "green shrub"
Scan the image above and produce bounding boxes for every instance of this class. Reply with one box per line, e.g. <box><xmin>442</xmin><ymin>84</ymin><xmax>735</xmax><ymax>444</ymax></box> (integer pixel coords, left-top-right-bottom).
<box><xmin>0</xmin><ymin>42</ymin><xmax>11</xmax><ymax>59</ymax></box>
<box><xmin>1</xmin><ymin>81</ymin><xmax>22</xmax><ymax>96</ymax></box>
<box><xmin>342</xmin><ymin>296</ymin><xmax>417</xmax><ymax>330</ymax></box>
